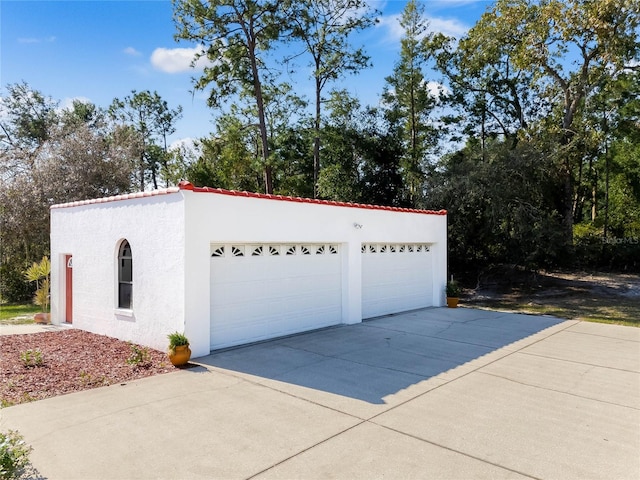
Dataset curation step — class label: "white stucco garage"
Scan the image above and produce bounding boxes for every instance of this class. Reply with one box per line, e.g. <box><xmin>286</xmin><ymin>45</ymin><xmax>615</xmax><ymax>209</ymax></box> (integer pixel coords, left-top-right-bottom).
<box><xmin>50</xmin><ymin>181</ymin><xmax>447</xmax><ymax>357</ymax></box>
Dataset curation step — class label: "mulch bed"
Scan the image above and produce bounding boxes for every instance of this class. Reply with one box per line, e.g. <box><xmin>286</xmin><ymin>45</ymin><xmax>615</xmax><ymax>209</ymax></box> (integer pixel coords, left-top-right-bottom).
<box><xmin>0</xmin><ymin>330</ymin><xmax>177</xmax><ymax>406</ymax></box>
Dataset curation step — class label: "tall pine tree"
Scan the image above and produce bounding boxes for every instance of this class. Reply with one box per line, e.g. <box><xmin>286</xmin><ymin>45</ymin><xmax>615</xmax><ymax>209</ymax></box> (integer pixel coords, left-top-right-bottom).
<box><xmin>382</xmin><ymin>0</ymin><xmax>437</xmax><ymax>207</ymax></box>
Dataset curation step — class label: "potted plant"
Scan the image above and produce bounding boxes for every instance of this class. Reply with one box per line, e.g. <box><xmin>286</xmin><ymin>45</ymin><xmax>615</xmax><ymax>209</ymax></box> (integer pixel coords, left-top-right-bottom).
<box><xmin>167</xmin><ymin>332</ymin><xmax>191</xmax><ymax>366</ymax></box>
<box><xmin>24</xmin><ymin>256</ymin><xmax>51</xmax><ymax>323</ymax></box>
<box><xmin>446</xmin><ymin>279</ymin><xmax>462</xmax><ymax>308</ymax></box>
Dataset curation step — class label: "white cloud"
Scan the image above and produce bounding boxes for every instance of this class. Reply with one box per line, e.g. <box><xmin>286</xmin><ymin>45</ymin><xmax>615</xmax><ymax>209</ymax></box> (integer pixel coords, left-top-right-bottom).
<box><xmin>624</xmin><ymin>58</ymin><xmax>639</xmax><ymax>71</ymax></box>
<box><xmin>151</xmin><ymin>46</ymin><xmax>212</xmax><ymax>73</ymax></box>
<box><xmin>426</xmin><ymin>81</ymin><xmax>450</xmax><ymax>101</ymax></box>
<box><xmin>59</xmin><ymin>96</ymin><xmax>93</xmax><ymax>112</ymax></box>
<box><xmin>62</xmin><ymin>96</ymin><xmax>92</xmax><ymax>108</ymax></box>
<box><xmin>18</xmin><ymin>36</ymin><xmax>56</xmax><ymax>44</ymax></box>
<box><xmin>377</xmin><ymin>14</ymin><xmax>404</xmax><ymax>42</ymax></box>
<box><xmin>124</xmin><ymin>46</ymin><xmax>142</xmax><ymax>56</ymax></box>
<box><xmin>377</xmin><ymin>12</ymin><xmax>469</xmax><ymax>44</ymax></box>
<box><xmin>169</xmin><ymin>137</ymin><xmax>202</xmax><ymax>165</ymax></box>
<box><xmin>429</xmin><ymin>0</ymin><xmax>484</xmax><ymax>7</ymax></box>
<box><xmin>428</xmin><ymin>17</ymin><xmax>468</xmax><ymax>38</ymax></box>
<box><xmin>169</xmin><ymin>137</ymin><xmax>199</xmax><ymax>152</ymax></box>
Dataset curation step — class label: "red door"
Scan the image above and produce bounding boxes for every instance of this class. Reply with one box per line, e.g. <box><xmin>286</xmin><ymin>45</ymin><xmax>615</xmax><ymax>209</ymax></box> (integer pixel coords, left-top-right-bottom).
<box><xmin>65</xmin><ymin>255</ymin><xmax>73</xmax><ymax>323</ymax></box>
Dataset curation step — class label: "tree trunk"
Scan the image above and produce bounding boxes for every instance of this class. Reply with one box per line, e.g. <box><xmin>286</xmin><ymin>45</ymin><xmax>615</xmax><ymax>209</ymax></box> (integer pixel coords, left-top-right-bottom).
<box><xmin>590</xmin><ymin>172</ymin><xmax>597</xmax><ymax>222</ymax></box>
<box><xmin>249</xmin><ymin>43</ymin><xmax>272</xmax><ymax>194</ymax></box>
<box><xmin>313</xmin><ymin>75</ymin><xmax>321</xmax><ymax>198</ymax></box>
<box><xmin>573</xmin><ymin>154</ymin><xmax>584</xmax><ymax>222</ymax></box>
<box><xmin>590</xmin><ymin>156</ymin><xmax>597</xmax><ymax>222</ymax></box>
<box><xmin>560</xmin><ymin>131</ymin><xmax>575</xmax><ymax>249</ymax></box>
<box><xmin>139</xmin><ymin>152</ymin><xmax>145</xmax><ymax>191</ymax></box>
<box><xmin>603</xmin><ymin>138</ymin><xmax>610</xmax><ymax>239</ymax></box>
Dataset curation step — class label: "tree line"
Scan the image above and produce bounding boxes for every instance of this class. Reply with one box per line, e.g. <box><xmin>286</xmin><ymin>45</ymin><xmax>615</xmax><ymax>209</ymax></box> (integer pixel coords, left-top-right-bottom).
<box><xmin>1</xmin><ymin>0</ymin><xmax>638</xmax><ymax>302</ymax></box>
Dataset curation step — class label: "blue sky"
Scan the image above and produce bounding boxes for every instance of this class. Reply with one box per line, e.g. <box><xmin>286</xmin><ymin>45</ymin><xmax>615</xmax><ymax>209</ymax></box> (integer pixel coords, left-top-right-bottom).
<box><xmin>1</xmin><ymin>0</ymin><xmax>492</xmax><ymax>145</ymax></box>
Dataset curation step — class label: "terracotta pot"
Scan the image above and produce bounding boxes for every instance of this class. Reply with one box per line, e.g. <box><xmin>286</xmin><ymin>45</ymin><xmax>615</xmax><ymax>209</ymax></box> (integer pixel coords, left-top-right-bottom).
<box><xmin>168</xmin><ymin>344</ymin><xmax>191</xmax><ymax>366</ymax></box>
<box><xmin>446</xmin><ymin>297</ymin><xmax>459</xmax><ymax>308</ymax></box>
<box><xmin>34</xmin><ymin>313</ymin><xmax>51</xmax><ymax>324</ymax></box>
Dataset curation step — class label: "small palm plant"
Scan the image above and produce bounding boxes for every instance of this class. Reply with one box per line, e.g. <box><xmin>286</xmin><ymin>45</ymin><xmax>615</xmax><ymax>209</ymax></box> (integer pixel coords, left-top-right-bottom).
<box><xmin>24</xmin><ymin>256</ymin><xmax>51</xmax><ymax>314</ymax></box>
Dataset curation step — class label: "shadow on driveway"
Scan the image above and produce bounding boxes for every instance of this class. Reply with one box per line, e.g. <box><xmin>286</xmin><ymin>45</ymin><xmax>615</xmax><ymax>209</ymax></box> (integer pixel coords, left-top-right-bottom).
<box><xmin>197</xmin><ymin>307</ymin><xmax>564</xmax><ymax>404</ymax></box>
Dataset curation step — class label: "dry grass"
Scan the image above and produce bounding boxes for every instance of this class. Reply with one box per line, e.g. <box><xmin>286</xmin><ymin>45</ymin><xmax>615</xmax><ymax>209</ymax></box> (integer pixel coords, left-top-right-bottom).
<box><xmin>463</xmin><ymin>270</ymin><xmax>640</xmax><ymax>327</ymax></box>
<box><xmin>468</xmin><ymin>295</ymin><xmax>639</xmax><ymax>326</ymax></box>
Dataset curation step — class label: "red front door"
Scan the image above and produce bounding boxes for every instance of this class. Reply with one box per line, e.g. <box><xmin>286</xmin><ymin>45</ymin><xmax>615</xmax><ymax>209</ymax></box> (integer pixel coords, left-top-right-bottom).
<box><xmin>65</xmin><ymin>255</ymin><xmax>73</xmax><ymax>323</ymax></box>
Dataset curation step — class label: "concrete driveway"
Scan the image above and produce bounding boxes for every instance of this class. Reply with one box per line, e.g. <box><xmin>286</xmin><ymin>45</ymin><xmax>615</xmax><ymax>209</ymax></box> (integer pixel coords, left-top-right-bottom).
<box><xmin>1</xmin><ymin>307</ymin><xmax>639</xmax><ymax>479</ymax></box>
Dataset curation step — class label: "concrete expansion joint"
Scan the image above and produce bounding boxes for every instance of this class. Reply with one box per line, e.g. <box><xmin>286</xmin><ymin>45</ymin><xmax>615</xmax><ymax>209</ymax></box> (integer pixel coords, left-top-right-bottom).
<box><xmin>246</xmin><ymin>420</ymin><xmax>369</xmax><ymax>480</ymax></box>
<box><xmin>367</xmin><ymin>422</ymin><xmax>543</xmax><ymax>480</ymax></box>
<box><xmin>519</xmin><ymin>351</ymin><xmax>640</xmax><ymax>374</ymax></box>
<box><xmin>3</xmin><ymin>313</ymin><xmax>636</xmax><ymax>480</ymax></box>
<box><xmin>360</xmin><ymin>320</ymin><xmax>580</xmax><ymax>426</ymax></box>
<box><xmin>197</xmin><ymin>361</ymin><xmax>366</xmax><ymax>420</ymax></box>
<box><xmin>477</xmin><ymin>371</ymin><xmax>640</xmax><ymax>411</ymax></box>
<box><xmin>564</xmin><ymin>328</ymin><xmax>640</xmax><ymax>343</ymax></box>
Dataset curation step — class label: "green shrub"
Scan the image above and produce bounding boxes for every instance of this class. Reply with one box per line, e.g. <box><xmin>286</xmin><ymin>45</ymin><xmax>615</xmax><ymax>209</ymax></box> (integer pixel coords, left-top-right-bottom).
<box><xmin>574</xmin><ymin>222</ymin><xmax>640</xmax><ymax>271</ymax></box>
<box><xmin>19</xmin><ymin>350</ymin><xmax>44</xmax><ymax>368</ymax></box>
<box><xmin>446</xmin><ymin>280</ymin><xmax>462</xmax><ymax>297</ymax></box>
<box><xmin>0</xmin><ymin>264</ymin><xmax>33</xmax><ymax>304</ymax></box>
<box><xmin>0</xmin><ymin>430</ymin><xmax>32</xmax><ymax>480</ymax></box>
<box><xmin>126</xmin><ymin>343</ymin><xmax>151</xmax><ymax>368</ymax></box>
<box><xmin>574</xmin><ymin>223</ymin><xmax>604</xmax><ymax>267</ymax></box>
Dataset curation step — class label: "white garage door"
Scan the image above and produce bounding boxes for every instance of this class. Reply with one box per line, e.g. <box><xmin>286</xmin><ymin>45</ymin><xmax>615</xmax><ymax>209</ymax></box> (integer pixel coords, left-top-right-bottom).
<box><xmin>362</xmin><ymin>243</ymin><xmax>433</xmax><ymax>319</ymax></box>
<box><xmin>210</xmin><ymin>244</ymin><xmax>342</xmax><ymax>350</ymax></box>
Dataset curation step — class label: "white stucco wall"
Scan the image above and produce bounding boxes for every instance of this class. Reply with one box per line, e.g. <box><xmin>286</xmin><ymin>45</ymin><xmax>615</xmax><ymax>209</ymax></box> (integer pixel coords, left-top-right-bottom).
<box><xmin>51</xmin><ymin>184</ymin><xmax>447</xmax><ymax>359</ymax></box>
<box><xmin>50</xmin><ymin>191</ymin><xmax>186</xmax><ymax>353</ymax></box>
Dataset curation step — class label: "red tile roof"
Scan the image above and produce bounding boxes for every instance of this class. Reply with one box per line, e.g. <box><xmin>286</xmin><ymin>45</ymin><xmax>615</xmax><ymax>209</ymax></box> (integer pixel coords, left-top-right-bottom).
<box><xmin>178</xmin><ymin>181</ymin><xmax>447</xmax><ymax>215</ymax></box>
<box><xmin>50</xmin><ymin>181</ymin><xmax>446</xmax><ymax>216</ymax></box>
<box><xmin>50</xmin><ymin>188</ymin><xmax>180</xmax><ymax>209</ymax></box>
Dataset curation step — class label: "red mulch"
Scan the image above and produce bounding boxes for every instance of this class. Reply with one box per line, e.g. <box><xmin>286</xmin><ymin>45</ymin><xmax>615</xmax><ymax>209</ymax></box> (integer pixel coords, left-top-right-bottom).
<box><xmin>0</xmin><ymin>330</ymin><xmax>177</xmax><ymax>406</ymax></box>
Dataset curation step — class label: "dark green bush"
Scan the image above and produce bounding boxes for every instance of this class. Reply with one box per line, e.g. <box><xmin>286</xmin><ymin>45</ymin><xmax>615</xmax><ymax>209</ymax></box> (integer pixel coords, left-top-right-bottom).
<box><xmin>0</xmin><ymin>430</ymin><xmax>32</xmax><ymax>480</ymax></box>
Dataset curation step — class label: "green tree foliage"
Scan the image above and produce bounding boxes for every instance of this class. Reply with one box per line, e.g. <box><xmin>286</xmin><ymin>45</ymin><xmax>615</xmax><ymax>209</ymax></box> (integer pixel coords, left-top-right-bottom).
<box><xmin>173</xmin><ymin>0</ymin><xmax>283</xmax><ymax>193</ymax></box>
<box><xmin>572</xmin><ymin>69</ymin><xmax>640</xmax><ymax>268</ymax></box>
<box><xmin>0</xmin><ymin>82</ymin><xmax>58</xmax><ymax>181</ymax></box>
<box><xmin>382</xmin><ymin>0</ymin><xmax>439</xmax><ymax>207</ymax></box>
<box><xmin>454</xmin><ymin>0</ymin><xmax>639</xmax><ymax>248</ymax></box>
<box><xmin>316</xmin><ymin>90</ymin><xmax>367</xmax><ymax>201</ymax></box>
<box><xmin>108</xmin><ymin>90</ymin><xmax>183</xmax><ymax>190</ymax></box>
<box><xmin>186</xmin><ymin>82</ymin><xmax>311</xmax><ymax>196</ymax></box>
<box><xmin>285</xmin><ymin>0</ymin><xmax>376</xmax><ymax>196</ymax></box>
<box><xmin>425</xmin><ymin>0</ymin><xmax>639</xmax><ymax>272</ymax></box>
<box><xmin>190</xmin><ymin>111</ymin><xmax>263</xmax><ymax>191</ymax></box>
<box><xmin>317</xmin><ymin>91</ymin><xmax>405</xmax><ymax>206</ymax></box>
<box><xmin>426</xmin><ymin>138</ymin><xmax>566</xmax><ymax>272</ymax></box>
<box><xmin>0</xmin><ymin>83</ymin><xmax>136</xmax><ymax>302</ymax></box>
<box><xmin>2</xmin><ymin>0</ymin><xmax>639</xmax><ymax>296</ymax></box>
<box><xmin>429</xmin><ymin>22</ymin><xmax>533</xmax><ymax>150</ymax></box>
<box><xmin>262</xmin><ymin>81</ymin><xmax>313</xmax><ymax>196</ymax></box>
<box><xmin>357</xmin><ymin>114</ymin><xmax>405</xmax><ymax>207</ymax></box>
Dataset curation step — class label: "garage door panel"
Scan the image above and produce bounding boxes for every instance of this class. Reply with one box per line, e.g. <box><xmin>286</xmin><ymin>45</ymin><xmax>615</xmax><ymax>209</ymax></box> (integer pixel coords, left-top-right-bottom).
<box><xmin>362</xmin><ymin>243</ymin><xmax>433</xmax><ymax>319</ymax></box>
<box><xmin>210</xmin><ymin>244</ymin><xmax>342</xmax><ymax>350</ymax></box>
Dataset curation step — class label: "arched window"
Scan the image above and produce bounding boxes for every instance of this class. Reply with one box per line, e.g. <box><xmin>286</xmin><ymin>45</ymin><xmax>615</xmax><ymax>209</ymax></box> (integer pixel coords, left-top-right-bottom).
<box><xmin>118</xmin><ymin>240</ymin><xmax>132</xmax><ymax>309</ymax></box>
